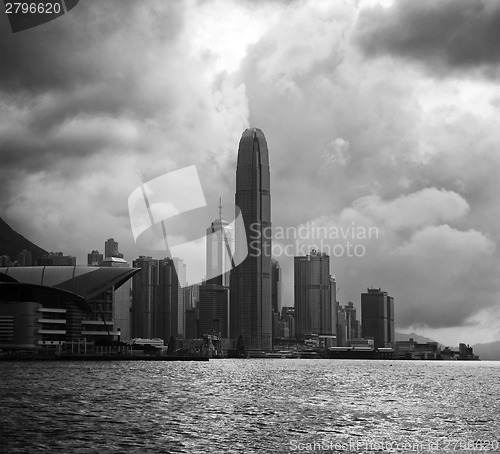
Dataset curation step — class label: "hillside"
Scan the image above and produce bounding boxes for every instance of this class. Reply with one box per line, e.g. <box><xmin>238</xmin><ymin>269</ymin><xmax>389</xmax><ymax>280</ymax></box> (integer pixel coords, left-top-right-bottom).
<box><xmin>472</xmin><ymin>341</ymin><xmax>500</xmax><ymax>361</ymax></box>
<box><xmin>0</xmin><ymin>216</ymin><xmax>47</xmax><ymax>262</ymax></box>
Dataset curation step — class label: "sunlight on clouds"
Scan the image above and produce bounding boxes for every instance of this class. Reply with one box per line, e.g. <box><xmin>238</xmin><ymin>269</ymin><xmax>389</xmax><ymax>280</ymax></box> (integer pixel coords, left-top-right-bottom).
<box><xmin>184</xmin><ymin>0</ymin><xmax>281</xmax><ymax>75</ymax></box>
<box><xmin>352</xmin><ymin>188</ymin><xmax>470</xmax><ymax>231</ymax></box>
<box><xmin>358</xmin><ymin>0</ymin><xmax>394</xmax><ymax>9</ymax></box>
<box><xmin>416</xmin><ymin>78</ymin><xmax>500</xmax><ymax>121</ymax></box>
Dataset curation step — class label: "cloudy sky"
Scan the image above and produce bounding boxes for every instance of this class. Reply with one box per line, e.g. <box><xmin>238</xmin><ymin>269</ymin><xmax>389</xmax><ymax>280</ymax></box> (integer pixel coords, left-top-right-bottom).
<box><xmin>2</xmin><ymin>0</ymin><xmax>500</xmax><ymax>346</ymax></box>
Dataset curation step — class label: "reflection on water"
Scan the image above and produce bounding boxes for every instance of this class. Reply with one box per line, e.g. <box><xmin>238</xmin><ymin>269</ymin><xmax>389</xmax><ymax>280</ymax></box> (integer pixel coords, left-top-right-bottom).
<box><xmin>1</xmin><ymin>360</ymin><xmax>499</xmax><ymax>453</ymax></box>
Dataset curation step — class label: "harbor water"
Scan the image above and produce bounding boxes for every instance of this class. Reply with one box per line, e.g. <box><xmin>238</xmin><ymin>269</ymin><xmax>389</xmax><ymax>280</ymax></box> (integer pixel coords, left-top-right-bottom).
<box><xmin>1</xmin><ymin>359</ymin><xmax>499</xmax><ymax>453</ymax></box>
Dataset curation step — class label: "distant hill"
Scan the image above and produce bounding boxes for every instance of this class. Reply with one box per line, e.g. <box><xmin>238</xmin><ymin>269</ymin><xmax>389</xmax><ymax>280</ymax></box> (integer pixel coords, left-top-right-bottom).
<box><xmin>0</xmin><ymin>216</ymin><xmax>48</xmax><ymax>262</ymax></box>
<box><xmin>472</xmin><ymin>341</ymin><xmax>500</xmax><ymax>361</ymax></box>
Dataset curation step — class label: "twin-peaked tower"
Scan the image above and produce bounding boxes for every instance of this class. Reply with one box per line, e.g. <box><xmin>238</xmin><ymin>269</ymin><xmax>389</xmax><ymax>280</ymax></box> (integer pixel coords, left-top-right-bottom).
<box><xmin>230</xmin><ymin>128</ymin><xmax>273</xmax><ymax>351</ymax></box>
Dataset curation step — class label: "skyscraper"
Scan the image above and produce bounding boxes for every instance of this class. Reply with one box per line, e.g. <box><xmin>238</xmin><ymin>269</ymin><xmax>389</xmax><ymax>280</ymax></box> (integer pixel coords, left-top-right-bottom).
<box><xmin>131</xmin><ymin>256</ymin><xmax>157</xmax><ymax>339</ymax></box>
<box><xmin>198</xmin><ymin>284</ymin><xmax>228</xmax><ymax>338</ymax></box>
<box><xmin>173</xmin><ymin>257</ymin><xmax>186</xmax><ymax>338</ymax></box>
<box><xmin>230</xmin><ymin>128</ymin><xmax>272</xmax><ymax>351</ymax></box>
<box><xmin>100</xmin><ymin>257</ymin><xmax>132</xmax><ymax>342</ymax></box>
<box><xmin>105</xmin><ymin>238</ymin><xmax>123</xmax><ymax>259</ymax></box>
<box><xmin>87</xmin><ymin>250</ymin><xmax>103</xmax><ymax>266</ymax></box>
<box><xmin>131</xmin><ymin>256</ymin><xmax>185</xmax><ymax>343</ymax></box>
<box><xmin>361</xmin><ymin>287</ymin><xmax>394</xmax><ymax>349</ymax></box>
<box><xmin>198</xmin><ymin>209</ymin><xmax>231</xmax><ymax>340</ymax></box>
<box><xmin>294</xmin><ymin>250</ymin><xmax>334</xmax><ymax>337</ymax></box>
<box><xmin>206</xmin><ymin>204</ymin><xmax>232</xmax><ymax>287</ymax></box>
<box><xmin>271</xmin><ymin>259</ymin><xmax>281</xmax><ymax>314</ymax></box>
<box><xmin>105</xmin><ymin>238</ymin><xmax>119</xmax><ymax>258</ymax></box>
<box><xmin>156</xmin><ymin>257</ymin><xmax>183</xmax><ymax>342</ymax></box>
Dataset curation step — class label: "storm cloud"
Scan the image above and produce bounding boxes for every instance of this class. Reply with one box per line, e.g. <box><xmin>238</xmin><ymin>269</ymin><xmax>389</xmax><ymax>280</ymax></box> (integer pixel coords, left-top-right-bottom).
<box><xmin>355</xmin><ymin>0</ymin><xmax>500</xmax><ymax>77</ymax></box>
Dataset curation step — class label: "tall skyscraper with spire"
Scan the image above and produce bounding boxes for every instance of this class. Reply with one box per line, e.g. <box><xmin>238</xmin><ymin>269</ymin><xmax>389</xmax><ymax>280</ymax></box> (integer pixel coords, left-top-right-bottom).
<box><xmin>230</xmin><ymin>128</ymin><xmax>272</xmax><ymax>351</ymax></box>
<box><xmin>206</xmin><ymin>199</ymin><xmax>232</xmax><ymax>287</ymax></box>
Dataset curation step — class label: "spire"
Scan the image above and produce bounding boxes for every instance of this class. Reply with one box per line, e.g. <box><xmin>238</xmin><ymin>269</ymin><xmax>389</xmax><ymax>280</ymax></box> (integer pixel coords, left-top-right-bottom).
<box><xmin>219</xmin><ymin>197</ymin><xmax>222</xmax><ymax>220</ymax></box>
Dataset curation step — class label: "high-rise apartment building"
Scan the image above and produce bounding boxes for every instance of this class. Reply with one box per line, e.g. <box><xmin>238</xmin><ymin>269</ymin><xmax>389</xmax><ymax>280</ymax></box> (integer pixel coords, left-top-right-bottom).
<box><xmin>105</xmin><ymin>238</ymin><xmax>123</xmax><ymax>259</ymax></box>
<box><xmin>17</xmin><ymin>250</ymin><xmax>32</xmax><ymax>267</ymax></box>
<box><xmin>36</xmin><ymin>252</ymin><xmax>76</xmax><ymax>266</ymax></box>
<box><xmin>230</xmin><ymin>128</ymin><xmax>272</xmax><ymax>351</ymax></box>
<box><xmin>87</xmin><ymin>250</ymin><xmax>103</xmax><ymax>266</ymax></box>
<box><xmin>361</xmin><ymin>288</ymin><xmax>394</xmax><ymax>349</ymax></box>
<box><xmin>294</xmin><ymin>250</ymin><xmax>335</xmax><ymax>337</ymax></box>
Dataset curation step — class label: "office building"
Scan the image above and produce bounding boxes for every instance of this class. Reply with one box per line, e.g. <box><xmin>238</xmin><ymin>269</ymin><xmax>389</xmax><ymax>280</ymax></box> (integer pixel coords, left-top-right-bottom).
<box><xmin>131</xmin><ymin>256</ymin><xmax>185</xmax><ymax>343</ymax></box>
<box><xmin>230</xmin><ymin>128</ymin><xmax>272</xmax><ymax>351</ymax></box>
<box><xmin>271</xmin><ymin>259</ymin><xmax>281</xmax><ymax>314</ymax></box>
<box><xmin>172</xmin><ymin>257</ymin><xmax>186</xmax><ymax>338</ymax></box>
<box><xmin>198</xmin><ymin>210</ymin><xmax>231</xmax><ymax>340</ymax></box>
<box><xmin>131</xmin><ymin>256</ymin><xmax>157</xmax><ymax>340</ymax></box>
<box><xmin>330</xmin><ymin>276</ymin><xmax>338</xmax><ymax>344</ymax></box>
<box><xmin>206</xmin><ymin>205</ymin><xmax>232</xmax><ymax>287</ymax></box>
<box><xmin>281</xmin><ymin>307</ymin><xmax>295</xmax><ymax>338</ymax></box>
<box><xmin>198</xmin><ymin>284</ymin><xmax>228</xmax><ymax>338</ymax></box>
<box><xmin>294</xmin><ymin>250</ymin><xmax>334</xmax><ymax>337</ymax></box>
<box><xmin>361</xmin><ymin>287</ymin><xmax>394</xmax><ymax>349</ymax></box>
<box><xmin>155</xmin><ymin>257</ymin><xmax>183</xmax><ymax>342</ymax></box>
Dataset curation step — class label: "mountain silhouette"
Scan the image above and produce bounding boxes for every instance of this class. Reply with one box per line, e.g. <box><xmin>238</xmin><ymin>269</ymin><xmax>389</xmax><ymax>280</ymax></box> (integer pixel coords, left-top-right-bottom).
<box><xmin>472</xmin><ymin>340</ymin><xmax>500</xmax><ymax>361</ymax></box>
<box><xmin>0</xmin><ymin>216</ymin><xmax>47</xmax><ymax>262</ymax></box>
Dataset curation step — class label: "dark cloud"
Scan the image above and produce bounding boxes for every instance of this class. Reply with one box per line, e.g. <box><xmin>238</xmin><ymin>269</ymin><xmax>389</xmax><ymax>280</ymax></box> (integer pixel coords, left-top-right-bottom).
<box><xmin>354</xmin><ymin>0</ymin><xmax>500</xmax><ymax>76</ymax></box>
<box><xmin>0</xmin><ymin>0</ymin><xmax>184</xmax><ymax>93</ymax></box>
<box><xmin>0</xmin><ymin>1</ymin><xmax>188</xmax><ymax>176</ymax></box>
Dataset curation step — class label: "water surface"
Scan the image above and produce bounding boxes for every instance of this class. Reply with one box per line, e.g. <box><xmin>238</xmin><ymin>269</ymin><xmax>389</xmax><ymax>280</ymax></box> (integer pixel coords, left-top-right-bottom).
<box><xmin>1</xmin><ymin>359</ymin><xmax>499</xmax><ymax>453</ymax></box>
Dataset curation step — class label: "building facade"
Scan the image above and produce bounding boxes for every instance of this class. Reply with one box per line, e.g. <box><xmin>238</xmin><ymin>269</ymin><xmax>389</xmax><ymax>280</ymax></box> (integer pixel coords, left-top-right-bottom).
<box><xmin>131</xmin><ymin>256</ymin><xmax>157</xmax><ymax>340</ymax></box>
<box><xmin>206</xmin><ymin>210</ymin><xmax>232</xmax><ymax>287</ymax></box>
<box><xmin>87</xmin><ymin>250</ymin><xmax>103</xmax><ymax>266</ymax></box>
<box><xmin>198</xmin><ymin>284</ymin><xmax>228</xmax><ymax>338</ymax></box>
<box><xmin>361</xmin><ymin>287</ymin><xmax>394</xmax><ymax>349</ymax></box>
<box><xmin>230</xmin><ymin>128</ymin><xmax>272</xmax><ymax>351</ymax></box>
<box><xmin>294</xmin><ymin>250</ymin><xmax>335</xmax><ymax>338</ymax></box>
<box><xmin>100</xmin><ymin>257</ymin><xmax>132</xmax><ymax>342</ymax></box>
<box><xmin>131</xmin><ymin>256</ymin><xmax>185</xmax><ymax>344</ymax></box>
<box><xmin>105</xmin><ymin>238</ymin><xmax>123</xmax><ymax>259</ymax></box>
<box><xmin>0</xmin><ymin>266</ymin><xmax>138</xmax><ymax>351</ymax></box>
<box><xmin>36</xmin><ymin>252</ymin><xmax>76</xmax><ymax>266</ymax></box>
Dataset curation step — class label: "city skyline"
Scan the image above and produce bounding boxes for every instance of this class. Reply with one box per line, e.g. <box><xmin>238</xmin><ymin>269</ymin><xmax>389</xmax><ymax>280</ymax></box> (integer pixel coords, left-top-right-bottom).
<box><xmin>1</xmin><ymin>0</ymin><xmax>500</xmax><ymax>347</ymax></box>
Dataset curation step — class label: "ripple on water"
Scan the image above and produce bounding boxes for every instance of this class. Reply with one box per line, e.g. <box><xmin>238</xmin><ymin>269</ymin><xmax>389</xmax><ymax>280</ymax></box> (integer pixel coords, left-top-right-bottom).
<box><xmin>1</xmin><ymin>360</ymin><xmax>500</xmax><ymax>453</ymax></box>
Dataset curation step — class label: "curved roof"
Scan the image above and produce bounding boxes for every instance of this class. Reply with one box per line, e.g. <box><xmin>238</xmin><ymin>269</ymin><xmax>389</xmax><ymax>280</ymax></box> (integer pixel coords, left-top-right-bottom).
<box><xmin>237</xmin><ymin>128</ymin><xmax>269</xmax><ymax>168</ymax></box>
<box><xmin>0</xmin><ymin>282</ymin><xmax>92</xmax><ymax>312</ymax></box>
<box><xmin>0</xmin><ymin>266</ymin><xmax>140</xmax><ymax>301</ymax></box>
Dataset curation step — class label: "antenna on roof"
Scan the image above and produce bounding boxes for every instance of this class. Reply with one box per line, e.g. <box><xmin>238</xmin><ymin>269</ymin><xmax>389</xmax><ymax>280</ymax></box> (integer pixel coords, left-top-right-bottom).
<box><xmin>219</xmin><ymin>197</ymin><xmax>222</xmax><ymax>220</ymax></box>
